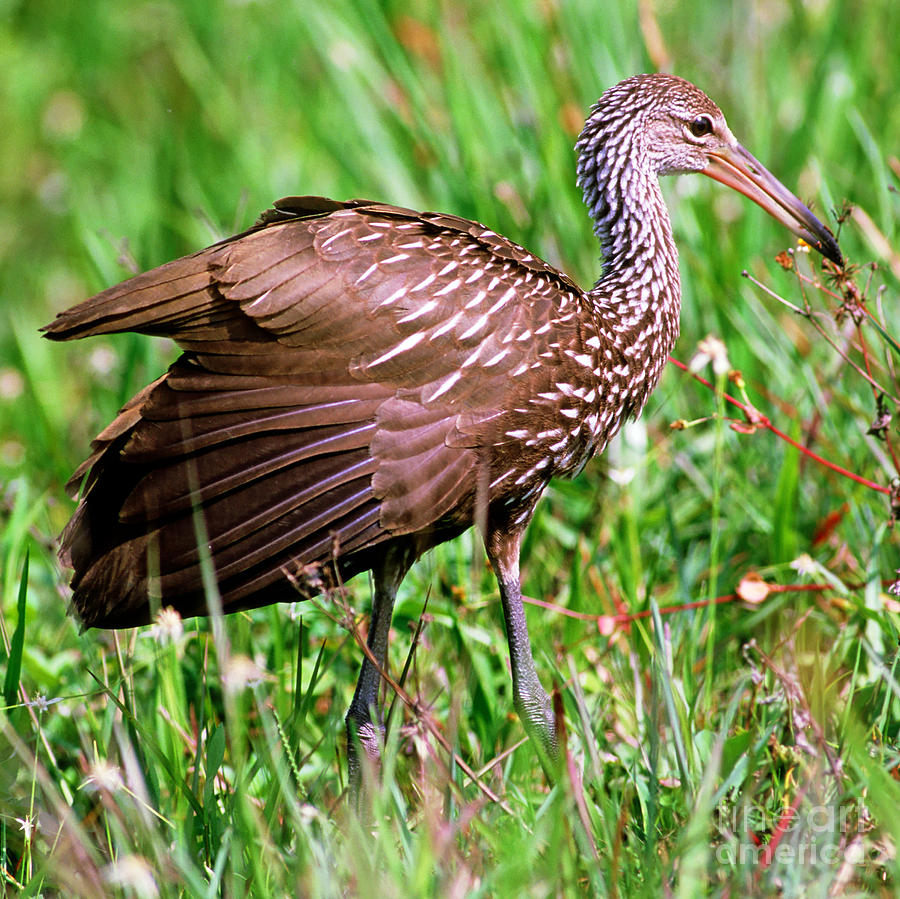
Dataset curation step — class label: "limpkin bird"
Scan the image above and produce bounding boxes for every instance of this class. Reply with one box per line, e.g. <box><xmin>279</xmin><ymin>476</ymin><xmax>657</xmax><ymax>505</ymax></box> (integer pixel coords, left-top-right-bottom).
<box><xmin>44</xmin><ymin>74</ymin><xmax>841</xmax><ymax>786</ymax></box>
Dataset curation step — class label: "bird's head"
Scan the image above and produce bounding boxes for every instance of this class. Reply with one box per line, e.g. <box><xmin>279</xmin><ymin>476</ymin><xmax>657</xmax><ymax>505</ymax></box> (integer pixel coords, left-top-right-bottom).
<box><xmin>577</xmin><ymin>73</ymin><xmax>842</xmax><ymax>266</ymax></box>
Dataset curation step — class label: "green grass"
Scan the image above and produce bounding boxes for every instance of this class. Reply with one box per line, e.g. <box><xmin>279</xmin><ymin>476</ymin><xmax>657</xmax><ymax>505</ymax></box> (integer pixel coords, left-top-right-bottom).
<box><xmin>3</xmin><ymin>0</ymin><xmax>900</xmax><ymax>895</ymax></box>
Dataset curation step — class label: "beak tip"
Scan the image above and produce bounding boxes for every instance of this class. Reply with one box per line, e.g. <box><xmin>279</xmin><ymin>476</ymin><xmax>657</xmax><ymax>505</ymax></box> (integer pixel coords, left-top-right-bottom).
<box><xmin>803</xmin><ymin>229</ymin><xmax>843</xmax><ymax>268</ymax></box>
<box><xmin>819</xmin><ymin>236</ymin><xmax>844</xmax><ymax>268</ymax></box>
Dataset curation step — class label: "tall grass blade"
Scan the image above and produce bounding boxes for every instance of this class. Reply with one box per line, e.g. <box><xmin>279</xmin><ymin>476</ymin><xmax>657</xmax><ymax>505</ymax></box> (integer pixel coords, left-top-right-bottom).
<box><xmin>3</xmin><ymin>550</ymin><xmax>28</xmax><ymax>707</ymax></box>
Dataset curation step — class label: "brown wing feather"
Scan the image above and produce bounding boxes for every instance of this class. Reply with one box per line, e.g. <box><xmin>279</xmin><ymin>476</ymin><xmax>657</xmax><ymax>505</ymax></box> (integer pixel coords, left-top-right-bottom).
<box><xmin>46</xmin><ymin>198</ymin><xmax>588</xmax><ymax>627</ymax></box>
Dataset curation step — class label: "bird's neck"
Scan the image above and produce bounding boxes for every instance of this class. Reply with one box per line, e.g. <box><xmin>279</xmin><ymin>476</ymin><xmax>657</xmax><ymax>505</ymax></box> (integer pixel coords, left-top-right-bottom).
<box><xmin>578</xmin><ymin>151</ymin><xmax>682</xmax><ymax>408</ymax></box>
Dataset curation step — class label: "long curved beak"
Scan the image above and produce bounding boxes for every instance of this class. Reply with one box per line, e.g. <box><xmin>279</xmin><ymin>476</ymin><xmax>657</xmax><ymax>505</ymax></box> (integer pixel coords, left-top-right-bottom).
<box><xmin>703</xmin><ymin>143</ymin><xmax>843</xmax><ymax>266</ymax></box>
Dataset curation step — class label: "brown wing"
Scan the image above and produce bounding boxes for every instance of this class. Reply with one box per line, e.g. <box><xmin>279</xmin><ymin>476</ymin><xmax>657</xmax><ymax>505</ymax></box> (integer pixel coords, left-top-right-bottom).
<box><xmin>44</xmin><ymin>197</ymin><xmax>586</xmax><ymax>627</ymax></box>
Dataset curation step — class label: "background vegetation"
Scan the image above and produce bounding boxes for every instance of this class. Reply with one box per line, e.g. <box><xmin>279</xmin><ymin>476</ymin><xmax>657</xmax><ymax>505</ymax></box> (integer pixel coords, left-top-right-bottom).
<box><xmin>2</xmin><ymin>0</ymin><xmax>900</xmax><ymax>895</ymax></box>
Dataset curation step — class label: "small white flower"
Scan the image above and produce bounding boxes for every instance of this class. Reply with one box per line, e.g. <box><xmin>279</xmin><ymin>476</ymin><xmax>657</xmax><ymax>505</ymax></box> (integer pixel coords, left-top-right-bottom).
<box><xmin>889</xmin><ymin>570</ymin><xmax>900</xmax><ymax>597</ymax></box>
<box><xmin>690</xmin><ymin>335</ymin><xmax>730</xmax><ymax>377</ymax></box>
<box><xmin>88</xmin><ymin>346</ymin><xmax>118</xmax><ymax>376</ymax></box>
<box><xmin>104</xmin><ymin>855</ymin><xmax>158</xmax><ymax>898</ymax></box>
<box><xmin>150</xmin><ymin>606</ymin><xmax>184</xmax><ymax>645</ymax></box>
<box><xmin>29</xmin><ymin>693</ymin><xmax>51</xmax><ymax>713</ymax></box>
<box><xmin>329</xmin><ymin>39</ymin><xmax>360</xmax><ymax>70</ymax></box>
<box><xmin>83</xmin><ymin>758</ymin><xmax>124</xmax><ymax>793</ymax></box>
<box><xmin>222</xmin><ymin>654</ymin><xmax>268</xmax><ymax>693</ymax></box>
<box><xmin>16</xmin><ymin>816</ymin><xmax>35</xmax><ymax>840</ymax></box>
<box><xmin>299</xmin><ymin>803</ymin><xmax>321</xmax><ymax>824</ymax></box>
<box><xmin>790</xmin><ymin>554</ymin><xmax>817</xmax><ymax>577</ymax></box>
<box><xmin>608</xmin><ymin>467</ymin><xmax>635</xmax><ymax>486</ymax></box>
<box><xmin>0</xmin><ymin>368</ymin><xmax>24</xmax><ymax>400</ymax></box>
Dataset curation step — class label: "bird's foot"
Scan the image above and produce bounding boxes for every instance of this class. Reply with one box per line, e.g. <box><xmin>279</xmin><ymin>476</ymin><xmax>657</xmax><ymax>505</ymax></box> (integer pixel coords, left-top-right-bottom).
<box><xmin>346</xmin><ymin>716</ymin><xmax>384</xmax><ymax>811</ymax></box>
<box><xmin>516</xmin><ymin>683</ymin><xmax>561</xmax><ymax>779</ymax></box>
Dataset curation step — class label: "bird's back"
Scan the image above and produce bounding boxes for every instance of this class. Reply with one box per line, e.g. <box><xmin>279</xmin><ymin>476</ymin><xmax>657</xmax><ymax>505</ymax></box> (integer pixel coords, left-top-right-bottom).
<box><xmin>46</xmin><ymin>198</ymin><xmax>604</xmax><ymax>627</ymax></box>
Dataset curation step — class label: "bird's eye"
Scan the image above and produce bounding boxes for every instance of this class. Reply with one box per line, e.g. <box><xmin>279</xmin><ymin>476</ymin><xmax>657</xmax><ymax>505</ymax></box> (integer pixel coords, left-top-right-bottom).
<box><xmin>688</xmin><ymin>115</ymin><xmax>714</xmax><ymax>138</ymax></box>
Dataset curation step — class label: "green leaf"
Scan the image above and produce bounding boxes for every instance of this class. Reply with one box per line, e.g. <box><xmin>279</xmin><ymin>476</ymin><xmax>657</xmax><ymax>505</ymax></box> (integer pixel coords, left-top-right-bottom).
<box><xmin>204</xmin><ymin>722</ymin><xmax>226</xmax><ymax>809</ymax></box>
<box><xmin>3</xmin><ymin>550</ymin><xmax>29</xmax><ymax>707</ymax></box>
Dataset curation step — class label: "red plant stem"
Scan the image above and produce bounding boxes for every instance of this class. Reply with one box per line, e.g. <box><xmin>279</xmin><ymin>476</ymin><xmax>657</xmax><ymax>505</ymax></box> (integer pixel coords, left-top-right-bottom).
<box><xmin>755</xmin><ymin>785</ymin><xmax>809</xmax><ymax>877</ymax></box>
<box><xmin>524</xmin><ymin>575</ymin><xmax>900</xmax><ymax>630</ymax></box>
<box><xmin>668</xmin><ymin>356</ymin><xmax>890</xmax><ymax>495</ymax></box>
<box><xmin>618</xmin><ymin>583</ymin><xmax>823</xmax><ymax>621</ymax></box>
<box><xmin>524</xmin><ymin>582</ymin><xmax>843</xmax><ymax>624</ymax></box>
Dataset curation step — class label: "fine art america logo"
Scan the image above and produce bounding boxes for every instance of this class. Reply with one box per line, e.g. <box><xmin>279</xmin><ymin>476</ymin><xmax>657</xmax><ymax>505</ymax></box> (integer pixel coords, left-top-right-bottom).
<box><xmin>714</xmin><ymin>801</ymin><xmax>868</xmax><ymax>866</ymax></box>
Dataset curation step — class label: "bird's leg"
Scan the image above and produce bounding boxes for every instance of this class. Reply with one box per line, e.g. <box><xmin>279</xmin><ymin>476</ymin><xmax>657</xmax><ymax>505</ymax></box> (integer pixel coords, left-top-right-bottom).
<box><xmin>345</xmin><ymin>543</ymin><xmax>413</xmax><ymax>804</ymax></box>
<box><xmin>484</xmin><ymin>518</ymin><xmax>558</xmax><ymax>774</ymax></box>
